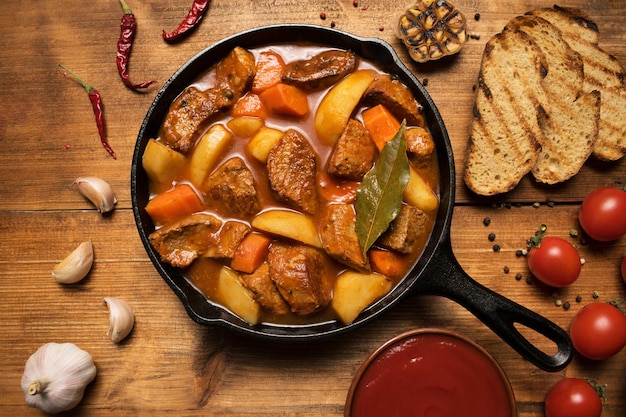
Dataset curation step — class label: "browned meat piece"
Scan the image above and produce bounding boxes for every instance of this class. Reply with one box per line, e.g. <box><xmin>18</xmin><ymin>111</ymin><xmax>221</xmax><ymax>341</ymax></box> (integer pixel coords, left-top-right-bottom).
<box><xmin>161</xmin><ymin>87</ymin><xmax>219</xmax><ymax>153</ymax></box>
<box><xmin>364</xmin><ymin>74</ymin><xmax>425</xmax><ymax>126</ymax></box>
<box><xmin>320</xmin><ymin>204</ymin><xmax>370</xmax><ymax>272</ymax></box>
<box><xmin>239</xmin><ymin>262</ymin><xmax>290</xmax><ymax>315</ymax></box>
<box><xmin>161</xmin><ymin>47</ymin><xmax>256</xmax><ymax>154</ymax></box>
<box><xmin>282</xmin><ymin>50</ymin><xmax>357</xmax><ymax>90</ymax></box>
<box><xmin>327</xmin><ymin>119</ymin><xmax>377</xmax><ymax>181</ymax></box>
<box><xmin>149</xmin><ymin>213</ymin><xmax>222</xmax><ymax>268</ymax></box>
<box><xmin>267</xmin><ymin>243</ymin><xmax>331</xmax><ymax>315</ymax></box>
<box><xmin>267</xmin><ymin>129</ymin><xmax>318</xmax><ymax>214</ymax></box>
<box><xmin>203</xmin><ymin>221</ymin><xmax>250</xmax><ymax>259</ymax></box>
<box><xmin>203</xmin><ymin>157</ymin><xmax>260</xmax><ymax>218</ymax></box>
<box><xmin>377</xmin><ymin>205</ymin><xmax>427</xmax><ymax>253</ymax></box>
<box><xmin>213</xmin><ymin>47</ymin><xmax>257</xmax><ymax>108</ymax></box>
<box><xmin>406</xmin><ymin>127</ymin><xmax>435</xmax><ymax>163</ymax></box>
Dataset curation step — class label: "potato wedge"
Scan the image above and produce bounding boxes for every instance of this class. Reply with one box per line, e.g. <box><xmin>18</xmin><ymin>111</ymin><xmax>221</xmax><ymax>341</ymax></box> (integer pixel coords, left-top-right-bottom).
<box><xmin>314</xmin><ymin>69</ymin><xmax>376</xmax><ymax>146</ymax></box>
<box><xmin>227</xmin><ymin>116</ymin><xmax>264</xmax><ymax>138</ymax></box>
<box><xmin>189</xmin><ymin>124</ymin><xmax>234</xmax><ymax>187</ymax></box>
<box><xmin>247</xmin><ymin>126</ymin><xmax>284</xmax><ymax>163</ymax></box>
<box><xmin>217</xmin><ymin>266</ymin><xmax>261</xmax><ymax>325</ymax></box>
<box><xmin>142</xmin><ymin>138</ymin><xmax>187</xmax><ymax>186</ymax></box>
<box><xmin>404</xmin><ymin>167</ymin><xmax>439</xmax><ymax>212</ymax></box>
<box><xmin>331</xmin><ymin>271</ymin><xmax>392</xmax><ymax>324</ymax></box>
<box><xmin>251</xmin><ymin>209</ymin><xmax>322</xmax><ymax>248</ymax></box>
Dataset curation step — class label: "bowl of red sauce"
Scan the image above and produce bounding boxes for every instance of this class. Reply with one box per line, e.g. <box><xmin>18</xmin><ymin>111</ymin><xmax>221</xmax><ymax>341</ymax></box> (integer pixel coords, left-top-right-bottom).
<box><xmin>345</xmin><ymin>328</ymin><xmax>516</xmax><ymax>417</ymax></box>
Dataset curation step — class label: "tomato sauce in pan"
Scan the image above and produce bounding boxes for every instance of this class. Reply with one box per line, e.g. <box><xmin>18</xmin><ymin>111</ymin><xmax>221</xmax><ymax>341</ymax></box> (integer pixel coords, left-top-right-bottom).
<box><xmin>349</xmin><ymin>331</ymin><xmax>515</xmax><ymax>417</ymax></box>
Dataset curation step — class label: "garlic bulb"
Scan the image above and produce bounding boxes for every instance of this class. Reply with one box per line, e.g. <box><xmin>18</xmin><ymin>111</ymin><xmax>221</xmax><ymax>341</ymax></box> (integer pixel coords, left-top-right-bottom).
<box><xmin>21</xmin><ymin>342</ymin><xmax>97</xmax><ymax>414</ymax></box>
<box><xmin>104</xmin><ymin>297</ymin><xmax>135</xmax><ymax>343</ymax></box>
<box><xmin>74</xmin><ymin>176</ymin><xmax>117</xmax><ymax>213</ymax></box>
<box><xmin>51</xmin><ymin>240</ymin><xmax>94</xmax><ymax>284</ymax></box>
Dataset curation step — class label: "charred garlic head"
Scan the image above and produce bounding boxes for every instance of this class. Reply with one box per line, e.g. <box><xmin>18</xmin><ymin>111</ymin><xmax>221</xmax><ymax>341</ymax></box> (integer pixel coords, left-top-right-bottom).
<box><xmin>395</xmin><ymin>0</ymin><xmax>467</xmax><ymax>63</ymax></box>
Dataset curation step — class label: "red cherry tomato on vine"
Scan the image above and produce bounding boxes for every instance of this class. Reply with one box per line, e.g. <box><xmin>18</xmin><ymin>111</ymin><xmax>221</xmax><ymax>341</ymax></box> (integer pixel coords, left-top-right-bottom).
<box><xmin>527</xmin><ymin>236</ymin><xmax>581</xmax><ymax>287</ymax></box>
<box><xmin>545</xmin><ymin>378</ymin><xmax>603</xmax><ymax>417</ymax></box>
<box><xmin>579</xmin><ymin>186</ymin><xmax>626</xmax><ymax>241</ymax></box>
<box><xmin>570</xmin><ymin>302</ymin><xmax>626</xmax><ymax>360</ymax></box>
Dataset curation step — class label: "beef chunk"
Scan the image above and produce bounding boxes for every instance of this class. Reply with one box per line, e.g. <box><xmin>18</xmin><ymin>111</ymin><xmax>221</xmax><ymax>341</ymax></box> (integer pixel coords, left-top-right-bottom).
<box><xmin>267</xmin><ymin>129</ymin><xmax>318</xmax><ymax>214</ymax></box>
<box><xmin>320</xmin><ymin>204</ymin><xmax>370</xmax><ymax>272</ymax></box>
<box><xmin>377</xmin><ymin>205</ymin><xmax>427</xmax><ymax>253</ymax></box>
<box><xmin>282</xmin><ymin>50</ymin><xmax>357</xmax><ymax>90</ymax></box>
<box><xmin>162</xmin><ymin>87</ymin><xmax>219</xmax><ymax>153</ymax></box>
<box><xmin>267</xmin><ymin>243</ymin><xmax>331</xmax><ymax>315</ymax></box>
<box><xmin>203</xmin><ymin>221</ymin><xmax>250</xmax><ymax>259</ymax></box>
<box><xmin>213</xmin><ymin>46</ymin><xmax>257</xmax><ymax>108</ymax></box>
<box><xmin>239</xmin><ymin>262</ymin><xmax>290</xmax><ymax>315</ymax></box>
<box><xmin>364</xmin><ymin>74</ymin><xmax>425</xmax><ymax>126</ymax></box>
<box><xmin>203</xmin><ymin>157</ymin><xmax>260</xmax><ymax>218</ymax></box>
<box><xmin>149</xmin><ymin>213</ymin><xmax>222</xmax><ymax>268</ymax></box>
<box><xmin>161</xmin><ymin>47</ymin><xmax>256</xmax><ymax>154</ymax></box>
<box><xmin>405</xmin><ymin>127</ymin><xmax>435</xmax><ymax>163</ymax></box>
<box><xmin>327</xmin><ymin>119</ymin><xmax>377</xmax><ymax>181</ymax></box>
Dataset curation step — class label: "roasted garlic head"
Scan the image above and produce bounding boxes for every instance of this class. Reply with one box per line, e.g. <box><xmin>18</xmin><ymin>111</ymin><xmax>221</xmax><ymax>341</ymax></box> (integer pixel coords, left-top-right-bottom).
<box><xmin>395</xmin><ymin>0</ymin><xmax>467</xmax><ymax>63</ymax></box>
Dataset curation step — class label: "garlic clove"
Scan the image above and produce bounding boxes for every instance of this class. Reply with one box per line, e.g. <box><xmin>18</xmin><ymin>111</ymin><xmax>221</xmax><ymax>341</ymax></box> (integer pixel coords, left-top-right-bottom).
<box><xmin>21</xmin><ymin>342</ymin><xmax>97</xmax><ymax>414</ymax></box>
<box><xmin>104</xmin><ymin>297</ymin><xmax>135</xmax><ymax>343</ymax></box>
<box><xmin>51</xmin><ymin>240</ymin><xmax>94</xmax><ymax>284</ymax></box>
<box><xmin>74</xmin><ymin>176</ymin><xmax>117</xmax><ymax>213</ymax></box>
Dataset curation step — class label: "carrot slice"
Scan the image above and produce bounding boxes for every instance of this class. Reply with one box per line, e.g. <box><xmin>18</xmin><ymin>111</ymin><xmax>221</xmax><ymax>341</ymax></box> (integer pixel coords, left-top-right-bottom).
<box><xmin>259</xmin><ymin>83</ymin><xmax>309</xmax><ymax>117</ymax></box>
<box><xmin>368</xmin><ymin>249</ymin><xmax>407</xmax><ymax>279</ymax></box>
<box><xmin>361</xmin><ymin>104</ymin><xmax>401</xmax><ymax>150</ymax></box>
<box><xmin>231</xmin><ymin>93</ymin><xmax>268</xmax><ymax>118</ymax></box>
<box><xmin>145</xmin><ymin>183</ymin><xmax>204</xmax><ymax>226</ymax></box>
<box><xmin>231</xmin><ymin>232</ymin><xmax>272</xmax><ymax>274</ymax></box>
<box><xmin>252</xmin><ymin>50</ymin><xmax>286</xmax><ymax>93</ymax></box>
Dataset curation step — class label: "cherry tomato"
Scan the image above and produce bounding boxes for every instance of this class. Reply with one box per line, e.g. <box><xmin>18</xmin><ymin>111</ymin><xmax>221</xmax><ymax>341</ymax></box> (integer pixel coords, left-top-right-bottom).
<box><xmin>527</xmin><ymin>236</ymin><xmax>581</xmax><ymax>287</ymax></box>
<box><xmin>570</xmin><ymin>302</ymin><xmax>626</xmax><ymax>360</ymax></box>
<box><xmin>579</xmin><ymin>186</ymin><xmax>626</xmax><ymax>241</ymax></box>
<box><xmin>545</xmin><ymin>378</ymin><xmax>603</xmax><ymax>417</ymax></box>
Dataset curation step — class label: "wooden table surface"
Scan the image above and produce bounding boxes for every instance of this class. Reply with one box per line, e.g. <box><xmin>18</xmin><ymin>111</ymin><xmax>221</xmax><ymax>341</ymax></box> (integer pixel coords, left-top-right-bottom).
<box><xmin>1</xmin><ymin>0</ymin><xmax>625</xmax><ymax>416</ymax></box>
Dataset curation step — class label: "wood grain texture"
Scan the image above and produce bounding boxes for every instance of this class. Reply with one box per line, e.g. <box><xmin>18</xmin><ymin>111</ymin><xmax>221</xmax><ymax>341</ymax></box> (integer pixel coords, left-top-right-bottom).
<box><xmin>1</xmin><ymin>1</ymin><xmax>625</xmax><ymax>416</ymax></box>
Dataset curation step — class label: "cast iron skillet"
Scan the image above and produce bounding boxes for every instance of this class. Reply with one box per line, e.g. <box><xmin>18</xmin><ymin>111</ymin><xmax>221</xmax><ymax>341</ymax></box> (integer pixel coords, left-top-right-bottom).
<box><xmin>131</xmin><ymin>24</ymin><xmax>573</xmax><ymax>372</ymax></box>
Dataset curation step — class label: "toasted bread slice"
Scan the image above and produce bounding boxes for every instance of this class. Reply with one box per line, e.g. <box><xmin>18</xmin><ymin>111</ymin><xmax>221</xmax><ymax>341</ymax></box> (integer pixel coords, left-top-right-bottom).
<box><xmin>529</xmin><ymin>6</ymin><xmax>626</xmax><ymax>161</ymax></box>
<box><xmin>463</xmin><ymin>30</ymin><xmax>545</xmax><ymax>196</ymax></box>
<box><xmin>595</xmin><ymin>86</ymin><xmax>626</xmax><ymax>159</ymax></box>
<box><xmin>504</xmin><ymin>15</ymin><xmax>600</xmax><ymax>184</ymax></box>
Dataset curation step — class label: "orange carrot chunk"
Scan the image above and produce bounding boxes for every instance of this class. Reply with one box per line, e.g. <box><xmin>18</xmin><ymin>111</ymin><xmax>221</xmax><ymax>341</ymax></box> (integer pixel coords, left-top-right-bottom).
<box><xmin>259</xmin><ymin>83</ymin><xmax>309</xmax><ymax>117</ymax></box>
<box><xmin>369</xmin><ymin>249</ymin><xmax>406</xmax><ymax>279</ymax></box>
<box><xmin>231</xmin><ymin>232</ymin><xmax>273</xmax><ymax>274</ymax></box>
<box><xmin>361</xmin><ymin>104</ymin><xmax>401</xmax><ymax>150</ymax></box>
<box><xmin>231</xmin><ymin>93</ymin><xmax>268</xmax><ymax>118</ymax></box>
<box><xmin>145</xmin><ymin>183</ymin><xmax>204</xmax><ymax>226</ymax></box>
<box><xmin>252</xmin><ymin>50</ymin><xmax>286</xmax><ymax>93</ymax></box>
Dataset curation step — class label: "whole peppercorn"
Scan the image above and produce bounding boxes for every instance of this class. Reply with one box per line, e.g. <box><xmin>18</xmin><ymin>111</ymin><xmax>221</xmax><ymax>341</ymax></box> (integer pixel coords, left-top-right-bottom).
<box><xmin>488</xmin><ymin>232</ymin><xmax>496</xmax><ymax>242</ymax></box>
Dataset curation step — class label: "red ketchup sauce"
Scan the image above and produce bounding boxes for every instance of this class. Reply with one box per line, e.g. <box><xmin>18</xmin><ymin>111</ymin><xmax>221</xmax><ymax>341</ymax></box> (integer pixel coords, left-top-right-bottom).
<box><xmin>348</xmin><ymin>331</ymin><xmax>515</xmax><ymax>417</ymax></box>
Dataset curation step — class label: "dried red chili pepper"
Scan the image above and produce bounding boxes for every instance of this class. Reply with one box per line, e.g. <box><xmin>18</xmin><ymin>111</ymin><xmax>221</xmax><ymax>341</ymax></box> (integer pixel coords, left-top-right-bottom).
<box><xmin>117</xmin><ymin>0</ymin><xmax>156</xmax><ymax>90</ymax></box>
<box><xmin>58</xmin><ymin>64</ymin><xmax>117</xmax><ymax>159</ymax></box>
<box><xmin>162</xmin><ymin>0</ymin><xmax>210</xmax><ymax>42</ymax></box>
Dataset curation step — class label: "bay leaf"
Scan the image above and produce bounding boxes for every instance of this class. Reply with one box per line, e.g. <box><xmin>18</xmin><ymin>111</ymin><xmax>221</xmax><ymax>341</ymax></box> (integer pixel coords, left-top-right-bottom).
<box><xmin>355</xmin><ymin>121</ymin><xmax>409</xmax><ymax>253</ymax></box>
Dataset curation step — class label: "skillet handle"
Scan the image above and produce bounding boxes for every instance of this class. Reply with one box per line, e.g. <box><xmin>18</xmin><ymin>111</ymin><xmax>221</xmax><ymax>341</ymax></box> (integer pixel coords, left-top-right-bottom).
<box><xmin>413</xmin><ymin>236</ymin><xmax>573</xmax><ymax>372</ymax></box>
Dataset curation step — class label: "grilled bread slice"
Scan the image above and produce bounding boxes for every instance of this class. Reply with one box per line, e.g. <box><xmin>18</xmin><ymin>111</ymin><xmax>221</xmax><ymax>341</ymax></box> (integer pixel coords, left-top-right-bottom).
<box><xmin>463</xmin><ymin>30</ymin><xmax>546</xmax><ymax>196</ymax></box>
<box><xmin>529</xmin><ymin>6</ymin><xmax>626</xmax><ymax>161</ymax></box>
<box><xmin>504</xmin><ymin>15</ymin><xmax>600</xmax><ymax>184</ymax></box>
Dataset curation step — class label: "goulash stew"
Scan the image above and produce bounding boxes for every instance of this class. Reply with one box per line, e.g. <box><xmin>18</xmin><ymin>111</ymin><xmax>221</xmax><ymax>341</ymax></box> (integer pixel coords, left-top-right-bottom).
<box><xmin>142</xmin><ymin>44</ymin><xmax>440</xmax><ymax>326</ymax></box>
